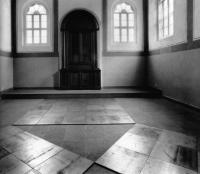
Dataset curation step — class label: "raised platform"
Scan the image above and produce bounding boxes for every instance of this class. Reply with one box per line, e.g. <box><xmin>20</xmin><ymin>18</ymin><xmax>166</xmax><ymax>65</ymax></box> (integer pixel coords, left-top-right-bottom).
<box><xmin>1</xmin><ymin>88</ymin><xmax>162</xmax><ymax>99</ymax></box>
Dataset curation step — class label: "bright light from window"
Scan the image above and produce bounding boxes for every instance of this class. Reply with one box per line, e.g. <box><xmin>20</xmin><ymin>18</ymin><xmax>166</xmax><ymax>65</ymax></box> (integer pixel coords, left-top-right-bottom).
<box><xmin>25</xmin><ymin>4</ymin><xmax>48</xmax><ymax>44</ymax></box>
<box><xmin>113</xmin><ymin>3</ymin><xmax>136</xmax><ymax>43</ymax></box>
<box><xmin>158</xmin><ymin>0</ymin><xmax>174</xmax><ymax>40</ymax></box>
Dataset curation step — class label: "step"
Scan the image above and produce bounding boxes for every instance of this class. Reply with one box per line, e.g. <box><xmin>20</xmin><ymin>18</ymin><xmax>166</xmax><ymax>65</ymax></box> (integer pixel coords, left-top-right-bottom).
<box><xmin>1</xmin><ymin>88</ymin><xmax>162</xmax><ymax>99</ymax></box>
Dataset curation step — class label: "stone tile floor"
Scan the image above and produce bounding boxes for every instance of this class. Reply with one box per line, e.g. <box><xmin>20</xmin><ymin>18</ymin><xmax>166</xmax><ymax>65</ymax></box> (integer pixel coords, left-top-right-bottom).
<box><xmin>0</xmin><ymin>98</ymin><xmax>200</xmax><ymax>173</ymax></box>
<box><xmin>14</xmin><ymin>99</ymin><xmax>134</xmax><ymax>125</ymax></box>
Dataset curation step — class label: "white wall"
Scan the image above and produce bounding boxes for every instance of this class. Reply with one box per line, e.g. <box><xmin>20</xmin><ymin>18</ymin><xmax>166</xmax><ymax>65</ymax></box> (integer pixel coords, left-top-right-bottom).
<box><xmin>14</xmin><ymin>58</ymin><xmax>58</xmax><ymax>88</ymax></box>
<box><xmin>193</xmin><ymin>0</ymin><xmax>200</xmax><ymax>40</ymax></box>
<box><xmin>149</xmin><ymin>49</ymin><xmax>200</xmax><ymax>109</ymax></box>
<box><xmin>0</xmin><ymin>0</ymin><xmax>13</xmax><ymax>92</ymax></box>
<box><xmin>0</xmin><ymin>0</ymin><xmax>11</xmax><ymax>52</ymax></box>
<box><xmin>0</xmin><ymin>56</ymin><xmax>13</xmax><ymax>91</ymax></box>
<box><xmin>149</xmin><ymin>0</ymin><xmax>187</xmax><ymax>50</ymax></box>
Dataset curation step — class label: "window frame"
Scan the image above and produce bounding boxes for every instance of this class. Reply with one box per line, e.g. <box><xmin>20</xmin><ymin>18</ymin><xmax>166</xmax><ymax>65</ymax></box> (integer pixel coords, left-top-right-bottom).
<box><xmin>112</xmin><ymin>2</ymin><xmax>137</xmax><ymax>45</ymax></box>
<box><xmin>23</xmin><ymin>3</ymin><xmax>50</xmax><ymax>46</ymax></box>
<box><xmin>157</xmin><ymin>0</ymin><xmax>174</xmax><ymax>40</ymax></box>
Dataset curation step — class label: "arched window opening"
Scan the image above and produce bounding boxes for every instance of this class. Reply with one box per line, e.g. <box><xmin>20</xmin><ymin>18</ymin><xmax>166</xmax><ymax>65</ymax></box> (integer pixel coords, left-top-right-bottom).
<box><xmin>25</xmin><ymin>4</ymin><xmax>48</xmax><ymax>44</ymax></box>
<box><xmin>158</xmin><ymin>0</ymin><xmax>174</xmax><ymax>40</ymax></box>
<box><xmin>113</xmin><ymin>2</ymin><xmax>136</xmax><ymax>43</ymax></box>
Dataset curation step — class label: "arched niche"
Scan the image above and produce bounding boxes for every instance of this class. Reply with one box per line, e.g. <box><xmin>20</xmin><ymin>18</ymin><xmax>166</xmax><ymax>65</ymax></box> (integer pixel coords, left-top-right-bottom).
<box><xmin>60</xmin><ymin>10</ymin><xmax>101</xmax><ymax>90</ymax></box>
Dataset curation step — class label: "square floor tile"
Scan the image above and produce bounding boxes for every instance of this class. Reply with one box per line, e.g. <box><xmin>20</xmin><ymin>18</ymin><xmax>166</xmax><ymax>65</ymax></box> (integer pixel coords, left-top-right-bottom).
<box><xmin>150</xmin><ymin>130</ymin><xmax>198</xmax><ymax>171</ymax></box>
<box><xmin>60</xmin><ymin>156</ymin><xmax>93</xmax><ymax>174</ymax></box>
<box><xmin>35</xmin><ymin>155</ymin><xmax>70</xmax><ymax>174</ymax></box>
<box><xmin>34</xmin><ymin>149</ymin><xmax>92</xmax><ymax>174</ymax></box>
<box><xmin>128</xmin><ymin>124</ymin><xmax>162</xmax><ymax>139</ymax></box>
<box><xmin>0</xmin><ymin>154</ymin><xmax>31</xmax><ymax>174</ymax></box>
<box><xmin>175</xmin><ymin>146</ymin><xmax>197</xmax><ymax>171</ymax></box>
<box><xmin>97</xmin><ymin>145</ymin><xmax>148</xmax><ymax>174</ymax></box>
<box><xmin>141</xmin><ymin>158</ymin><xmax>197</xmax><ymax>174</ymax></box>
<box><xmin>0</xmin><ymin>126</ymin><xmax>23</xmax><ymax>141</ymax></box>
<box><xmin>116</xmin><ymin>132</ymin><xmax>158</xmax><ymax>155</ymax></box>
<box><xmin>158</xmin><ymin>130</ymin><xmax>196</xmax><ymax>149</ymax></box>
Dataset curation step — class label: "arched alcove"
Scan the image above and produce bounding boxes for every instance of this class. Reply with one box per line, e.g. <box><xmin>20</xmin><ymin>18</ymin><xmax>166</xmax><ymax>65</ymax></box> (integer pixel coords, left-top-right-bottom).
<box><xmin>60</xmin><ymin>10</ymin><xmax>101</xmax><ymax>90</ymax></box>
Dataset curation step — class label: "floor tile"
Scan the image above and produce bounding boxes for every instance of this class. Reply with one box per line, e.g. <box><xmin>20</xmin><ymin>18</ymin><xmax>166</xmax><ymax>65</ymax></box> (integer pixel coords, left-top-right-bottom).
<box><xmin>14</xmin><ymin>99</ymin><xmax>135</xmax><ymax>125</ymax></box>
<box><xmin>96</xmin><ymin>145</ymin><xmax>148</xmax><ymax>174</ymax></box>
<box><xmin>150</xmin><ymin>130</ymin><xmax>197</xmax><ymax>170</ymax></box>
<box><xmin>175</xmin><ymin>146</ymin><xmax>197</xmax><ymax>171</ymax></box>
<box><xmin>28</xmin><ymin>145</ymin><xmax>62</xmax><ymax>168</ymax></box>
<box><xmin>60</xmin><ymin>156</ymin><xmax>93</xmax><ymax>174</ymax></box>
<box><xmin>35</xmin><ymin>155</ymin><xmax>70</xmax><ymax>174</ymax></box>
<box><xmin>34</xmin><ymin>149</ymin><xmax>92</xmax><ymax>174</ymax></box>
<box><xmin>141</xmin><ymin>158</ymin><xmax>197</xmax><ymax>174</ymax></box>
<box><xmin>0</xmin><ymin>132</ymin><xmax>39</xmax><ymax>153</ymax></box>
<box><xmin>0</xmin><ymin>126</ymin><xmax>23</xmax><ymax>141</ymax></box>
<box><xmin>85</xmin><ymin>164</ymin><xmax>118</xmax><ymax>174</ymax></box>
<box><xmin>128</xmin><ymin>124</ymin><xmax>162</xmax><ymax>139</ymax></box>
<box><xmin>0</xmin><ymin>146</ymin><xmax>9</xmax><ymax>159</ymax></box>
<box><xmin>0</xmin><ymin>154</ymin><xmax>31</xmax><ymax>174</ymax></box>
<box><xmin>115</xmin><ymin>132</ymin><xmax>157</xmax><ymax>155</ymax></box>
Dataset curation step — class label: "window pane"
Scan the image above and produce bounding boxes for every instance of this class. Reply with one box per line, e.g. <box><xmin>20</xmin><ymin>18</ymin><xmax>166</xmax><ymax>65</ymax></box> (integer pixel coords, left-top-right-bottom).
<box><xmin>114</xmin><ymin>28</ymin><xmax>120</xmax><ymax>42</ymax></box>
<box><xmin>34</xmin><ymin>30</ymin><xmax>40</xmax><ymax>43</ymax></box>
<box><xmin>26</xmin><ymin>30</ymin><xmax>32</xmax><ymax>44</ymax></box>
<box><xmin>169</xmin><ymin>13</ymin><xmax>173</xmax><ymax>25</ymax></box>
<box><xmin>158</xmin><ymin>3</ymin><xmax>163</xmax><ymax>20</ymax></box>
<box><xmin>164</xmin><ymin>0</ymin><xmax>168</xmax><ymax>18</ymax></box>
<box><xmin>26</xmin><ymin>15</ymin><xmax>32</xmax><ymax>28</ymax></box>
<box><xmin>169</xmin><ymin>24</ymin><xmax>174</xmax><ymax>35</ymax></box>
<box><xmin>128</xmin><ymin>28</ymin><xmax>134</xmax><ymax>42</ymax></box>
<box><xmin>159</xmin><ymin>20</ymin><xmax>164</xmax><ymax>29</ymax></box>
<box><xmin>114</xmin><ymin>13</ymin><xmax>120</xmax><ymax>27</ymax></box>
<box><xmin>159</xmin><ymin>29</ymin><xmax>164</xmax><ymax>39</ymax></box>
<box><xmin>164</xmin><ymin>17</ymin><xmax>168</xmax><ymax>29</ymax></box>
<box><xmin>121</xmin><ymin>13</ymin><xmax>127</xmax><ymax>26</ymax></box>
<box><xmin>164</xmin><ymin>27</ymin><xmax>168</xmax><ymax>37</ymax></box>
<box><xmin>121</xmin><ymin>29</ymin><xmax>127</xmax><ymax>42</ymax></box>
<box><xmin>34</xmin><ymin>15</ymin><xmax>40</xmax><ymax>28</ymax></box>
<box><xmin>169</xmin><ymin>0</ymin><xmax>174</xmax><ymax>13</ymax></box>
<box><xmin>41</xmin><ymin>15</ymin><xmax>47</xmax><ymax>28</ymax></box>
<box><xmin>41</xmin><ymin>30</ymin><xmax>47</xmax><ymax>43</ymax></box>
<box><xmin>128</xmin><ymin>13</ymin><xmax>134</xmax><ymax>27</ymax></box>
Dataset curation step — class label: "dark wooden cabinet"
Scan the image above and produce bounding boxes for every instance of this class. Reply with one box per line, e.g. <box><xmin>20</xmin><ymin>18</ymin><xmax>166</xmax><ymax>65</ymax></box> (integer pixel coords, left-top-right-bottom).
<box><xmin>60</xmin><ymin>68</ymin><xmax>101</xmax><ymax>90</ymax></box>
<box><xmin>60</xmin><ymin>10</ymin><xmax>101</xmax><ymax>90</ymax></box>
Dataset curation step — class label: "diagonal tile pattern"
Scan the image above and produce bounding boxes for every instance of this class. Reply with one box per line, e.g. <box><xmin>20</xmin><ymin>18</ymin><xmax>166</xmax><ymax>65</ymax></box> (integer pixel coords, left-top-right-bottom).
<box><xmin>0</xmin><ymin>126</ymin><xmax>93</xmax><ymax>174</ymax></box>
<box><xmin>96</xmin><ymin>124</ymin><xmax>199</xmax><ymax>174</ymax></box>
<box><xmin>1</xmin><ymin>98</ymin><xmax>200</xmax><ymax>174</ymax></box>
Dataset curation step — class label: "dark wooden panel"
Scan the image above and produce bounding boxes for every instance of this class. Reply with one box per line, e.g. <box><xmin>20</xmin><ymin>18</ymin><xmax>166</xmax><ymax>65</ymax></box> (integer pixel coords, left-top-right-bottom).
<box><xmin>60</xmin><ymin>69</ymin><xmax>101</xmax><ymax>90</ymax></box>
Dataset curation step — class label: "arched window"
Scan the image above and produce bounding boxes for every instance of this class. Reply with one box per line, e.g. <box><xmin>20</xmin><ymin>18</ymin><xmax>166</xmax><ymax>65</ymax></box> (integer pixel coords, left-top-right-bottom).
<box><xmin>25</xmin><ymin>4</ymin><xmax>48</xmax><ymax>44</ymax></box>
<box><xmin>113</xmin><ymin>2</ymin><xmax>136</xmax><ymax>43</ymax></box>
<box><xmin>158</xmin><ymin>0</ymin><xmax>174</xmax><ymax>40</ymax></box>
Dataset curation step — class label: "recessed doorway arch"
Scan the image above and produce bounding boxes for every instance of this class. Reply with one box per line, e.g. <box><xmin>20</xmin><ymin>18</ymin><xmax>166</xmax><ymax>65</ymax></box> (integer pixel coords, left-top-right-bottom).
<box><xmin>60</xmin><ymin>9</ymin><xmax>101</xmax><ymax>90</ymax></box>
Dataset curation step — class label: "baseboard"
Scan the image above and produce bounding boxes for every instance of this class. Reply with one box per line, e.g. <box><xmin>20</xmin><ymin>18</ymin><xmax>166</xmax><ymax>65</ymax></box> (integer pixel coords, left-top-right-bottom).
<box><xmin>0</xmin><ymin>88</ymin><xmax>14</xmax><ymax>99</ymax></box>
<box><xmin>163</xmin><ymin>95</ymin><xmax>200</xmax><ymax>112</ymax></box>
<box><xmin>13</xmin><ymin>87</ymin><xmax>58</xmax><ymax>90</ymax></box>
